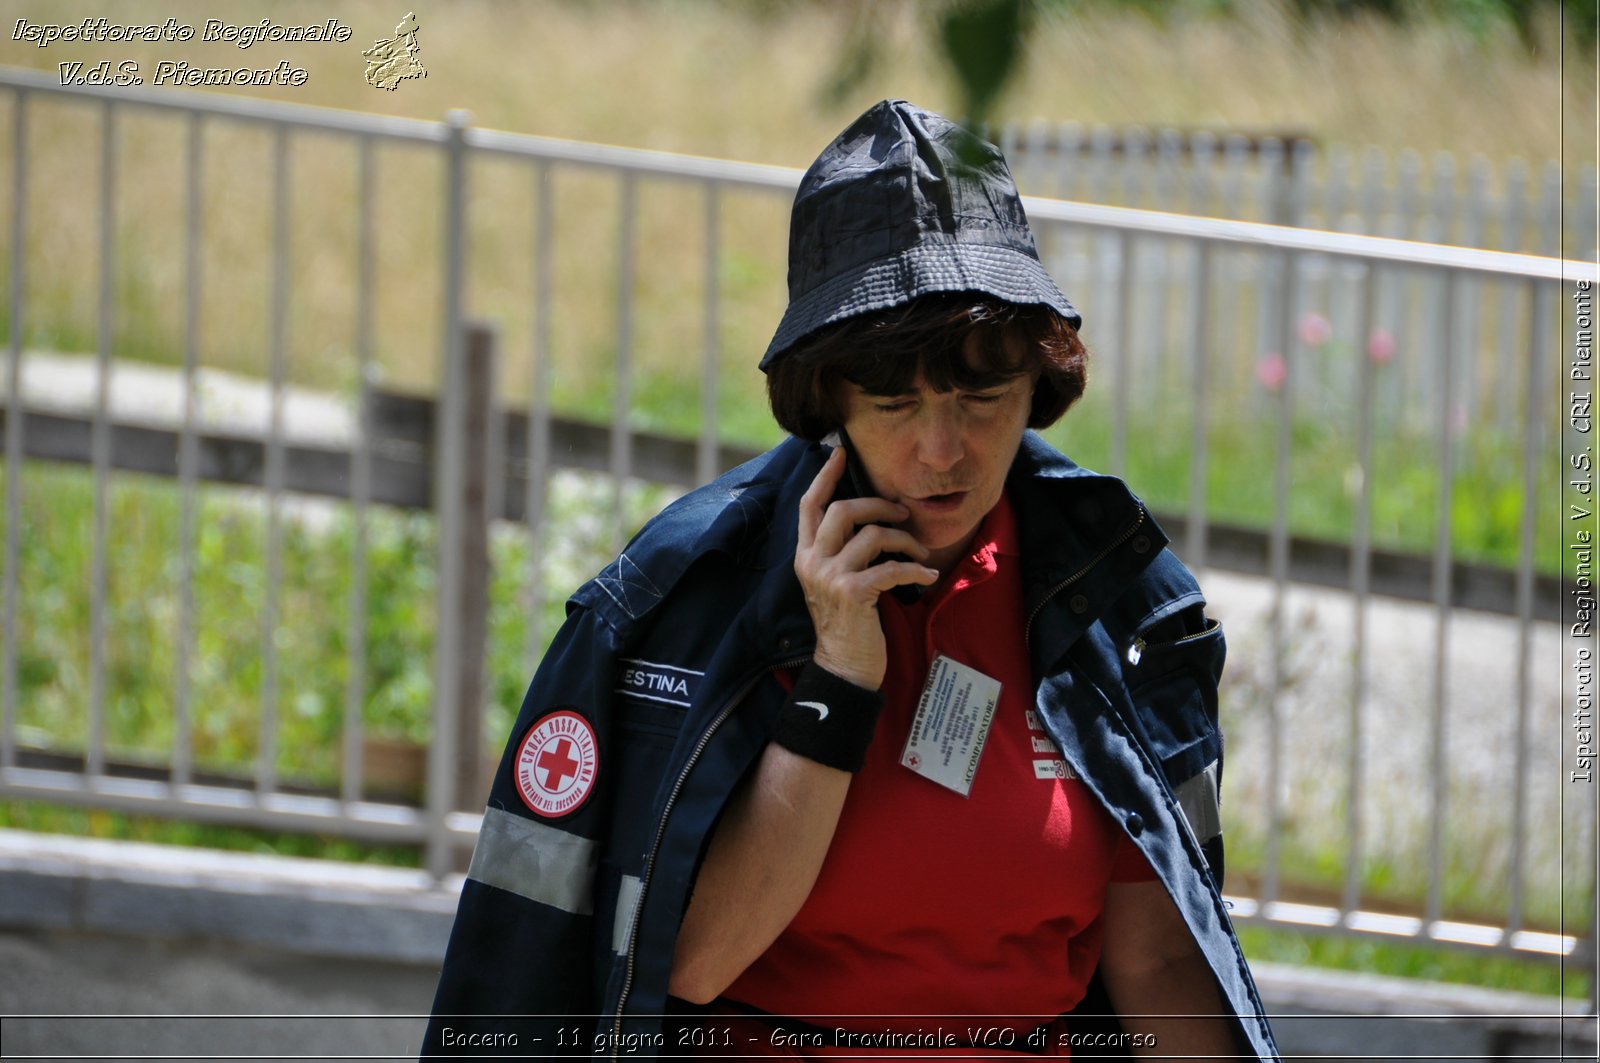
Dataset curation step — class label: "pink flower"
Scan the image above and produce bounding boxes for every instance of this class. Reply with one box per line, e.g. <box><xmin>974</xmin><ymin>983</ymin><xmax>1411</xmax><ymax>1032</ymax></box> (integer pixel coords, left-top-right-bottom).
<box><xmin>1367</xmin><ymin>328</ymin><xmax>1396</xmax><ymax>364</ymax></box>
<box><xmin>1298</xmin><ymin>311</ymin><xmax>1333</xmax><ymax>348</ymax></box>
<box><xmin>1256</xmin><ymin>353</ymin><xmax>1287</xmax><ymax>392</ymax></box>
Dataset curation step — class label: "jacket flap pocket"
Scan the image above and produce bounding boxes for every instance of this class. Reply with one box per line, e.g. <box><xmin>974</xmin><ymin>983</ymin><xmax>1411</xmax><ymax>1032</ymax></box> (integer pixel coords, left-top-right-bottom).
<box><xmin>1123</xmin><ymin>613</ymin><xmax>1223</xmax><ymax>783</ymax></box>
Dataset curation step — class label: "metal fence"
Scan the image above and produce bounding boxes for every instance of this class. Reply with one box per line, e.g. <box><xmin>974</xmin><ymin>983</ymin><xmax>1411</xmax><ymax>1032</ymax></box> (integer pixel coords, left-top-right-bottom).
<box><xmin>0</xmin><ymin>65</ymin><xmax>1593</xmax><ymax>977</ymax></box>
<box><xmin>998</xmin><ymin>122</ymin><xmax>1596</xmax><ymax>256</ymax></box>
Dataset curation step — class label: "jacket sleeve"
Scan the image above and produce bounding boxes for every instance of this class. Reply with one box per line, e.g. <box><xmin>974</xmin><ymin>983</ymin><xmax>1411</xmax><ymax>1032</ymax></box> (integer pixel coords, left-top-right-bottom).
<box><xmin>1067</xmin><ymin>601</ymin><xmax>1233</xmax><ymax>1060</ymax></box>
<box><xmin>421</xmin><ymin>604</ymin><xmax>622</xmax><ymax>1058</ymax></box>
<box><xmin>1120</xmin><ymin>601</ymin><xmax>1228</xmax><ymax>885</ymax></box>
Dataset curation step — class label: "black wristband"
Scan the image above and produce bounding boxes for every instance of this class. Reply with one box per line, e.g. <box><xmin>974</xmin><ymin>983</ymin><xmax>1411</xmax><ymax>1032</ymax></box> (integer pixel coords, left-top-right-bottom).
<box><xmin>771</xmin><ymin>662</ymin><xmax>885</xmax><ymax>773</ymax></box>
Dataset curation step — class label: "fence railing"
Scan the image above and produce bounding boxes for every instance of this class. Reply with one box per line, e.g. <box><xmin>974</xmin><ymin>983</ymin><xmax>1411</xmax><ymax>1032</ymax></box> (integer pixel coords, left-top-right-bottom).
<box><xmin>0</xmin><ymin>65</ymin><xmax>1594</xmax><ymax>977</ymax></box>
<box><xmin>999</xmin><ymin>122</ymin><xmax>1596</xmax><ymax>257</ymax></box>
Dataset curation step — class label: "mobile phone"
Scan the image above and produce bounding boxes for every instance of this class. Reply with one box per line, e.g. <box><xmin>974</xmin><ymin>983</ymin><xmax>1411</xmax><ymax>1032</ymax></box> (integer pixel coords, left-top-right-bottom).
<box><xmin>826</xmin><ymin>429</ymin><xmax>926</xmax><ymax>605</ymax></box>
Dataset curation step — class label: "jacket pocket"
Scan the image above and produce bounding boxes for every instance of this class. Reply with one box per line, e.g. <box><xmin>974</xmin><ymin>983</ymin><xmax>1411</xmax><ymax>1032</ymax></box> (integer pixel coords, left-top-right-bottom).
<box><xmin>614</xmin><ymin>694</ymin><xmax>685</xmax><ymax>746</ymax></box>
<box><xmin>607</xmin><ymin>693</ymin><xmax>684</xmax><ymax>847</ymax></box>
<box><xmin>1122</xmin><ymin>610</ymin><xmax>1225</xmax><ymax>857</ymax></box>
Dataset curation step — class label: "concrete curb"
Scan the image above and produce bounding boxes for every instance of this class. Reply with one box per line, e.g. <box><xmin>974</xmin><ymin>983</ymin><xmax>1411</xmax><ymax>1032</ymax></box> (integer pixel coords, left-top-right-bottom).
<box><xmin>0</xmin><ymin>829</ymin><xmax>460</xmax><ymax>966</ymax></box>
<box><xmin>1</xmin><ymin>829</ymin><xmax>1593</xmax><ymax>1060</ymax></box>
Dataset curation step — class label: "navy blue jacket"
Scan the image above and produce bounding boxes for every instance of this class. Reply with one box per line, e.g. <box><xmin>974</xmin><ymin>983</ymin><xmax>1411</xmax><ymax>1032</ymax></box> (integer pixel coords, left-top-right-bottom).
<box><xmin>424</xmin><ymin>433</ymin><xmax>1280</xmax><ymax>1060</ymax></box>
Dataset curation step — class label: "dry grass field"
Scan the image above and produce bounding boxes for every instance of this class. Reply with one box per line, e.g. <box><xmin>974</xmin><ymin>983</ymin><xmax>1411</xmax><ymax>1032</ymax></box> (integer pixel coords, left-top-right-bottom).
<box><xmin>0</xmin><ymin>0</ymin><xmax>1591</xmax><ymax>446</ymax></box>
<box><xmin>1</xmin><ymin>0</ymin><xmax>1589</xmax><ymax>165</ymax></box>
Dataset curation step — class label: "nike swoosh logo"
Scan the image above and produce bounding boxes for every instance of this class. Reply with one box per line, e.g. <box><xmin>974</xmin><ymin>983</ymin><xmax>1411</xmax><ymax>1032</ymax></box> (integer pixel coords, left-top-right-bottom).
<box><xmin>794</xmin><ymin>700</ymin><xmax>829</xmax><ymax>721</ymax></box>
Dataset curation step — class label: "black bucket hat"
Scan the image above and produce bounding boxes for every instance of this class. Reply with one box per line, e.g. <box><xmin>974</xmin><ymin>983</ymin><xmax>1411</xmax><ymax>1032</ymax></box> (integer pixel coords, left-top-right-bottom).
<box><xmin>758</xmin><ymin>99</ymin><xmax>1081</xmax><ymax>371</ymax></box>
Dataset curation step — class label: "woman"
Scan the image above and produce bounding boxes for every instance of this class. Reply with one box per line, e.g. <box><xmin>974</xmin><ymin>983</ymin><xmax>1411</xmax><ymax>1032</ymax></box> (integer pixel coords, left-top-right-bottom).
<box><xmin>424</xmin><ymin>100</ymin><xmax>1278</xmax><ymax>1061</ymax></box>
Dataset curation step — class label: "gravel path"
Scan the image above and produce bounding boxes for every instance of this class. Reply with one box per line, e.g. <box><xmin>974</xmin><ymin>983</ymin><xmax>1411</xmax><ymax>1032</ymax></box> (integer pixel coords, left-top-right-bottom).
<box><xmin>1201</xmin><ymin>567</ymin><xmax>1583</xmax><ymax>925</ymax></box>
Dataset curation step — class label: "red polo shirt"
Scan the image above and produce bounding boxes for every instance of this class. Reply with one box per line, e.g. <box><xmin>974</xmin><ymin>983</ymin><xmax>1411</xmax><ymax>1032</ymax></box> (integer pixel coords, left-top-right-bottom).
<box><xmin>726</xmin><ymin>493</ymin><xmax>1152</xmax><ymax>1035</ymax></box>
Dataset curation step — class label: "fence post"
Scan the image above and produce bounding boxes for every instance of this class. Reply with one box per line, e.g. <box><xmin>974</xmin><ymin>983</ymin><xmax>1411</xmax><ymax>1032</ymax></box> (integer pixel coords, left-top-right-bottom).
<box><xmin>426</xmin><ymin>109</ymin><xmax>471</xmax><ymax>881</ymax></box>
<box><xmin>454</xmin><ymin>323</ymin><xmax>500</xmax><ymax>813</ymax></box>
<box><xmin>2</xmin><ymin>89</ymin><xmax>26</xmax><ymax>772</ymax></box>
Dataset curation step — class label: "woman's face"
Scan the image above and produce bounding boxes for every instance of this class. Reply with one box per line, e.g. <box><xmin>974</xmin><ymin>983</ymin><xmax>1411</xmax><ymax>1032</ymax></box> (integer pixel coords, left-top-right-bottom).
<box><xmin>836</xmin><ymin>331</ymin><xmax>1036</xmax><ymax>574</ymax></box>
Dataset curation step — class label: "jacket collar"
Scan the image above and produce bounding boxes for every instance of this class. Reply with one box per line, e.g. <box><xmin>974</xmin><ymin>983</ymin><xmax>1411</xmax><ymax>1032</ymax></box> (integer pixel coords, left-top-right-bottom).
<box><xmin>1005</xmin><ymin>434</ymin><xmax>1167</xmax><ymax>673</ymax></box>
<box><xmin>576</xmin><ymin>432</ymin><xmax>1167</xmax><ymax>662</ymax></box>
<box><xmin>748</xmin><ymin>439</ymin><xmax>829</xmax><ymax>660</ymax></box>
<box><xmin>1006</xmin><ymin>433</ymin><xmax>1166</xmax><ymax>612</ymax></box>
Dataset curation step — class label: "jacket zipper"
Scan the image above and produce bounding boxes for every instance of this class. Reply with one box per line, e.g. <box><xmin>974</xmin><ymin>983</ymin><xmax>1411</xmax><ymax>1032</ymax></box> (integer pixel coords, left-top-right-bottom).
<box><xmin>610</xmin><ymin>652</ymin><xmax>811</xmax><ymax>1056</ymax></box>
<box><xmin>1022</xmin><ymin>508</ymin><xmax>1146</xmax><ymax>646</ymax></box>
<box><xmin>1127</xmin><ymin>617</ymin><xmax>1217</xmax><ymax>666</ymax></box>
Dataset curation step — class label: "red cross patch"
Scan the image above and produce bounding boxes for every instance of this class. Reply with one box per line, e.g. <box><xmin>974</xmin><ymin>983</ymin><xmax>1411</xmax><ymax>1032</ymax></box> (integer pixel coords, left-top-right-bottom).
<box><xmin>514</xmin><ymin>710</ymin><xmax>599</xmax><ymax>819</ymax></box>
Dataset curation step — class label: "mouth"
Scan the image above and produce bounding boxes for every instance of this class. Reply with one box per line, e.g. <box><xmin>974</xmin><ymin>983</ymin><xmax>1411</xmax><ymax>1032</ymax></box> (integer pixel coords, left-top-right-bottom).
<box><xmin>910</xmin><ymin>490</ymin><xmax>969</xmax><ymax>513</ymax></box>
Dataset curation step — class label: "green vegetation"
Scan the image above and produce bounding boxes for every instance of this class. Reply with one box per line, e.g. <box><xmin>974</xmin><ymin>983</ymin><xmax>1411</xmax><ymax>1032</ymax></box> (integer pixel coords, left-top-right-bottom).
<box><xmin>1045</xmin><ymin>386</ymin><xmax>1560</xmax><ymax>575</ymax></box>
<box><xmin>1236</xmin><ymin>925</ymin><xmax>1590</xmax><ymax>999</ymax></box>
<box><xmin>7</xmin><ymin>461</ymin><xmax>671</xmax><ymax>783</ymax></box>
<box><xmin>0</xmin><ymin>799</ymin><xmax>422</xmax><ymax>867</ymax></box>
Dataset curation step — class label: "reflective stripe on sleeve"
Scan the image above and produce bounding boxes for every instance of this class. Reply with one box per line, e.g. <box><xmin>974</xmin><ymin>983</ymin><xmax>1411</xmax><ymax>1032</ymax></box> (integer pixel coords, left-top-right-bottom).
<box><xmin>1174</xmin><ymin>760</ymin><xmax>1222</xmax><ymax>846</ymax></box>
<box><xmin>467</xmin><ymin>806</ymin><xmax>598</xmax><ymax>915</ymax></box>
<box><xmin>612</xmin><ymin>874</ymin><xmax>643</xmax><ymax>955</ymax></box>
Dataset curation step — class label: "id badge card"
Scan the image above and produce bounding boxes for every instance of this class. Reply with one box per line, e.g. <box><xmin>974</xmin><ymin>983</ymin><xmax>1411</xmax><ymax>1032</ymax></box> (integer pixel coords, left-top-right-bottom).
<box><xmin>899</xmin><ymin>654</ymin><xmax>1001</xmax><ymax>797</ymax></box>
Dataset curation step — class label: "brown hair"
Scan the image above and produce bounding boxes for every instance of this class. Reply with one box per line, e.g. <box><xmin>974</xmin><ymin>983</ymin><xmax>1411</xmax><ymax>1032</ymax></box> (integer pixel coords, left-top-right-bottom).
<box><xmin>764</xmin><ymin>293</ymin><xmax>1089</xmax><ymax>441</ymax></box>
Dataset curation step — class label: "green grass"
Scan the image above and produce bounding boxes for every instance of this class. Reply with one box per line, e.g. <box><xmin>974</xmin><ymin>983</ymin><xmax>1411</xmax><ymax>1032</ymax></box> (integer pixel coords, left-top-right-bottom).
<box><xmin>1219</xmin><ymin>828</ymin><xmax>1577</xmax><ymax>936</ymax></box>
<box><xmin>1051</xmin><ymin>389</ymin><xmax>1559</xmax><ymax>575</ymax></box>
<box><xmin>0</xmin><ymin>799</ymin><xmax>422</xmax><ymax>867</ymax></box>
<box><xmin>6</xmin><ymin>461</ymin><xmax>671</xmax><ymax>785</ymax></box>
<box><xmin>1236</xmin><ymin>925</ymin><xmax>1592</xmax><ymax>999</ymax></box>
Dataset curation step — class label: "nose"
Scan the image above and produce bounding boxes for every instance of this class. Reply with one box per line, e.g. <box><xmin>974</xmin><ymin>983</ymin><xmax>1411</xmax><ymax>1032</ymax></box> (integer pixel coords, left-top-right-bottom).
<box><xmin>915</xmin><ymin>404</ymin><xmax>965</xmax><ymax>473</ymax></box>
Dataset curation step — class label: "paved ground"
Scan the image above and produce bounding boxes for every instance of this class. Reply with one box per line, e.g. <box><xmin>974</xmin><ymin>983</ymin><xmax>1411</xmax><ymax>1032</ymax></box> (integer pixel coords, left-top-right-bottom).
<box><xmin>0</xmin><ymin>831</ymin><xmax>1591</xmax><ymax>1062</ymax></box>
<box><xmin>1</xmin><ymin>927</ymin><xmax>1590</xmax><ymax>1062</ymax></box>
<box><xmin>0</xmin><ymin>930</ymin><xmax>438</xmax><ymax>1061</ymax></box>
<box><xmin>1198</xmin><ymin>566</ymin><xmax>1580</xmax><ymax>925</ymax></box>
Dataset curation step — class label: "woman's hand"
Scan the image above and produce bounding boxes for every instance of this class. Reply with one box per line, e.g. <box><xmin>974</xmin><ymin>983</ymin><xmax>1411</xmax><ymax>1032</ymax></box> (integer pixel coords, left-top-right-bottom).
<box><xmin>794</xmin><ymin>447</ymin><xmax>939</xmax><ymax>689</ymax></box>
<box><xmin>669</xmin><ymin>448</ymin><xmax>938</xmax><ymax>1006</ymax></box>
